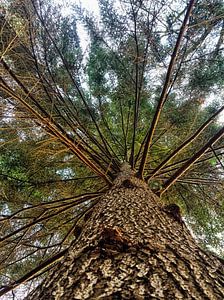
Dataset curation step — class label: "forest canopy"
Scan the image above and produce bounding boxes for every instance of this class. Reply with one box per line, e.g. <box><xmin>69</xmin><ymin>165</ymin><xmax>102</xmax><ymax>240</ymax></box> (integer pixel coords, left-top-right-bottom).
<box><xmin>0</xmin><ymin>0</ymin><xmax>224</xmax><ymax>297</ymax></box>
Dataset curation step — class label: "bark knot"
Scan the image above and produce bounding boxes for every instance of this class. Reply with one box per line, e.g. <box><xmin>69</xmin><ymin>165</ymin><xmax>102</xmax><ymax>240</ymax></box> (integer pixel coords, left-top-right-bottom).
<box><xmin>163</xmin><ymin>204</ymin><xmax>183</xmax><ymax>223</ymax></box>
<box><xmin>98</xmin><ymin>226</ymin><xmax>132</xmax><ymax>255</ymax></box>
<box><xmin>120</xmin><ymin>179</ymin><xmax>136</xmax><ymax>189</ymax></box>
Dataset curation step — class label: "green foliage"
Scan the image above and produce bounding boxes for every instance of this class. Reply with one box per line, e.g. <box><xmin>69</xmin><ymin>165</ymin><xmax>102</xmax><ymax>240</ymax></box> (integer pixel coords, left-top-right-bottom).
<box><xmin>190</xmin><ymin>55</ymin><xmax>224</xmax><ymax>92</ymax></box>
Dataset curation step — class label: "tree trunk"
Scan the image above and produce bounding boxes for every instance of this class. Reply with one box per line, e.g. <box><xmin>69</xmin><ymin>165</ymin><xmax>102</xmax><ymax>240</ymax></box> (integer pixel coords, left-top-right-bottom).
<box><xmin>26</xmin><ymin>170</ymin><xmax>224</xmax><ymax>299</ymax></box>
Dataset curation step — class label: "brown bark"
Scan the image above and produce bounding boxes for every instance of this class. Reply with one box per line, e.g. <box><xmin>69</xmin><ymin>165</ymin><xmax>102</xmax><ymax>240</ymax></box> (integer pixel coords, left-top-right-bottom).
<box><xmin>26</xmin><ymin>166</ymin><xmax>224</xmax><ymax>299</ymax></box>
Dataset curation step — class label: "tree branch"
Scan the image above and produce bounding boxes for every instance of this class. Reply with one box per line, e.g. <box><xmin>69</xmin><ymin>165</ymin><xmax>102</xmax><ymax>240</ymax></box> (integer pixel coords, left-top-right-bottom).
<box><xmin>138</xmin><ymin>0</ymin><xmax>196</xmax><ymax>178</ymax></box>
<box><xmin>159</xmin><ymin>126</ymin><xmax>224</xmax><ymax>195</ymax></box>
<box><xmin>146</xmin><ymin>105</ymin><xmax>224</xmax><ymax>181</ymax></box>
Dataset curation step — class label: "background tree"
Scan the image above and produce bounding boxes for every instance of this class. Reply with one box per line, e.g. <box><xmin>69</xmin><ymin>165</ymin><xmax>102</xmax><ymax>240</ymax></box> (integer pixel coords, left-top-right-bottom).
<box><xmin>0</xmin><ymin>0</ymin><xmax>224</xmax><ymax>298</ymax></box>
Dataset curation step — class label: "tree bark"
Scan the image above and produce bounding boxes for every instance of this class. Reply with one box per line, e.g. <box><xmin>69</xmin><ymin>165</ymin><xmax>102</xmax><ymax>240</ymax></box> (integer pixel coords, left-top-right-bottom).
<box><xmin>26</xmin><ymin>168</ymin><xmax>224</xmax><ymax>299</ymax></box>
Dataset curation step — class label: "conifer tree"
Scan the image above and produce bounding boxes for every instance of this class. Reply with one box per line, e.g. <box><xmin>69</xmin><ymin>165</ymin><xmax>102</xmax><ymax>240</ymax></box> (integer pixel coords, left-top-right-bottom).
<box><xmin>0</xmin><ymin>0</ymin><xmax>224</xmax><ymax>298</ymax></box>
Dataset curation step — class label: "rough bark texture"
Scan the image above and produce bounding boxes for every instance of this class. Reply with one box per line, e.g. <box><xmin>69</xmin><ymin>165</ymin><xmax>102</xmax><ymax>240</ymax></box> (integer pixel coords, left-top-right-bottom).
<box><xmin>26</xmin><ymin>167</ymin><xmax>224</xmax><ymax>299</ymax></box>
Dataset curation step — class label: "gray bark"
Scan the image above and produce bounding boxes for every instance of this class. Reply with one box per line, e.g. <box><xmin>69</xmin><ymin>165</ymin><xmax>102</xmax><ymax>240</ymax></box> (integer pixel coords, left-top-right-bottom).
<box><xmin>26</xmin><ymin>168</ymin><xmax>224</xmax><ymax>299</ymax></box>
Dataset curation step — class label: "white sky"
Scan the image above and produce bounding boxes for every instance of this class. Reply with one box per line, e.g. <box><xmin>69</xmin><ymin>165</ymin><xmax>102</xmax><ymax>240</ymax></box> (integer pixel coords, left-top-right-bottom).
<box><xmin>73</xmin><ymin>0</ymin><xmax>99</xmax><ymax>12</ymax></box>
<box><xmin>56</xmin><ymin>0</ymin><xmax>99</xmax><ymax>15</ymax></box>
<box><xmin>53</xmin><ymin>0</ymin><xmax>100</xmax><ymax>51</ymax></box>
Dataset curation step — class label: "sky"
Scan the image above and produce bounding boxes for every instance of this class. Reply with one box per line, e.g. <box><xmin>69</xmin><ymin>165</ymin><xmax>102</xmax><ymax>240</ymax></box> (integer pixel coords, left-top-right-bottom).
<box><xmin>53</xmin><ymin>0</ymin><xmax>100</xmax><ymax>51</ymax></box>
<box><xmin>73</xmin><ymin>0</ymin><xmax>99</xmax><ymax>12</ymax></box>
<box><xmin>55</xmin><ymin>0</ymin><xmax>99</xmax><ymax>15</ymax></box>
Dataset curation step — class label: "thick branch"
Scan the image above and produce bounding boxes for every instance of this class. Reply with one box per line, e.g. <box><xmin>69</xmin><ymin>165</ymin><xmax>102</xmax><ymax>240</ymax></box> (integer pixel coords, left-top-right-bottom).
<box><xmin>146</xmin><ymin>105</ymin><xmax>224</xmax><ymax>181</ymax></box>
<box><xmin>138</xmin><ymin>0</ymin><xmax>195</xmax><ymax>178</ymax></box>
<box><xmin>159</xmin><ymin>126</ymin><xmax>224</xmax><ymax>195</ymax></box>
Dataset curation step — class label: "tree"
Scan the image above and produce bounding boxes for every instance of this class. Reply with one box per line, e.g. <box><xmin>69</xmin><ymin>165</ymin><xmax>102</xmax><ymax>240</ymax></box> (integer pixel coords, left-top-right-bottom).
<box><xmin>0</xmin><ymin>0</ymin><xmax>224</xmax><ymax>298</ymax></box>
